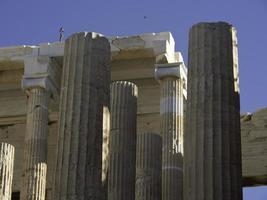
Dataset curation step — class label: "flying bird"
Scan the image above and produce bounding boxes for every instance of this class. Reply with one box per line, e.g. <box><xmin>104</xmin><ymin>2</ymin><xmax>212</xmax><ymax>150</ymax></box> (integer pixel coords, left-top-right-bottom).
<box><xmin>59</xmin><ymin>27</ymin><xmax>64</xmax><ymax>42</ymax></box>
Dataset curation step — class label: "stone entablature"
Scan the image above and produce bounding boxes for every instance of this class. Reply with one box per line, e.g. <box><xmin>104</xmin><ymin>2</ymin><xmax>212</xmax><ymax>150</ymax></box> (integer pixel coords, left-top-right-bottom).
<box><xmin>22</xmin><ymin>56</ymin><xmax>61</xmax><ymax>97</ymax></box>
<box><xmin>0</xmin><ymin>32</ymin><xmax>178</xmax><ymax>71</ymax></box>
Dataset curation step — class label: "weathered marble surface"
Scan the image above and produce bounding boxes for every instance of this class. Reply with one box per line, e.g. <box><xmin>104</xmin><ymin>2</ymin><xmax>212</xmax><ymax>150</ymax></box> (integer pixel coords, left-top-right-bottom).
<box><xmin>53</xmin><ymin>32</ymin><xmax>110</xmax><ymax>200</ymax></box>
<box><xmin>20</xmin><ymin>88</ymin><xmax>49</xmax><ymax>200</ymax></box>
<box><xmin>0</xmin><ymin>143</ymin><xmax>15</xmax><ymax>200</ymax></box>
<box><xmin>155</xmin><ymin>63</ymin><xmax>186</xmax><ymax>200</ymax></box>
<box><xmin>108</xmin><ymin>81</ymin><xmax>138</xmax><ymax>200</ymax></box>
<box><xmin>241</xmin><ymin>108</ymin><xmax>267</xmax><ymax>186</ymax></box>
<box><xmin>0</xmin><ymin>31</ymin><xmax>267</xmax><ymax>199</ymax></box>
<box><xmin>135</xmin><ymin>132</ymin><xmax>162</xmax><ymax>200</ymax></box>
<box><xmin>184</xmin><ymin>22</ymin><xmax>242</xmax><ymax>200</ymax></box>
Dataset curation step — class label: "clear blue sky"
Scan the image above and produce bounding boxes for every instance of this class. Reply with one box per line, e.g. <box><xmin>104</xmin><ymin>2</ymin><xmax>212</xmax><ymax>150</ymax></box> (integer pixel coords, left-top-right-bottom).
<box><xmin>1</xmin><ymin>0</ymin><xmax>266</xmax><ymax>198</ymax></box>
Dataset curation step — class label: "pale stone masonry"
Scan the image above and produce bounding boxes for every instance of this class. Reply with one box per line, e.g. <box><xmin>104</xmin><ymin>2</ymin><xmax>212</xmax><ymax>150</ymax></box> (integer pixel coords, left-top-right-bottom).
<box><xmin>184</xmin><ymin>22</ymin><xmax>242</xmax><ymax>200</ymax></box>
<box><xmin>108</xmin><ymin>81</ymin><xmax>138</xmax><ymax>200</ymax></box>
<box><xmin>241</xmin><ymin>108</ymin><xmax>267</xmax><ymax>186</ymax></box>
<box><xmin>155</xmin><ymin>63</ymin><xmax>186</xmax><ymax>200</ymax></box>
<box><xmin>0</xmin><ymin>143</ymin><xmax>15</xmax><ymax>200</ymax></box>
<box><xmin>21</xmin><ymin>56</ymin><xmax>61</xmax><ymax>200</ymax></box>
<box><xmin>135</xmin><ymin>132</ymin><xmax>162</xmax><ymax>200</ymax></box>
<box><xmin>53</xmin><ymin>32</ymin><xmax>110</xmax><ymax>200</ymax></box>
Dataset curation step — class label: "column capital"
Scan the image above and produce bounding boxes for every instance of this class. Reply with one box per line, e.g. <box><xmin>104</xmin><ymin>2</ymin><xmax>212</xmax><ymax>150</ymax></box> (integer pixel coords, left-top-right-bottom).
<box><xmin>21</xmin><ymin>56</ymin><xmax>61</xmax><ymax>98</ymax></box>
<box><xmin>154</xmin><ymin>62</ymin><xmax>187</xmax><ymax>81</ymax></box>
<box><xmin>155</xmin><ymin>62</ymin><xmax>188</xmax><ymax>99</ymax></box>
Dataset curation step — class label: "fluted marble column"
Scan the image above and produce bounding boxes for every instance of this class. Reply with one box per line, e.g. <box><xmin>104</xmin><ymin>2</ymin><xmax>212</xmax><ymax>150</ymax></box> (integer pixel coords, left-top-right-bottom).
<box><xmin>22</xmin><ymin>88</ymin><xmax>48</xmax><ymax>200</ymax></box>
<box><xmin>0</xmin><ymin>143</ymin><xmax>15</xmax><ymax>200</ymax></box>
<box><xmin>99</xmin><ymin>39</ymin><xmax>111</xmax><ymax>200</ymax></box>
<box><xmin>184</xmin><ymin>22</ymin><xmax>242</xmax><ymax>200</ymax></box>
<box><xmin>135</xmin><ymin>132</ymin><xmax>162</xmax><ymax>200</ymax></box>
<box><xmin>21</xmin><ymin>56</ymin><xmax>61</xmax><ymax>200</ymax></box>
<box><xmin>108</xmin><ymin>81</ymin><xmax>138</xmax><ymax>200</ymax></box>
<box><xmin>155</xmin><ymin>63</ymin><xmax>187</xmax><ymax>200</ymax></box>
<box><xmin>53</xmin><ymin>32</ymin><xmax>110</xmax><ymax>200</ymax></box>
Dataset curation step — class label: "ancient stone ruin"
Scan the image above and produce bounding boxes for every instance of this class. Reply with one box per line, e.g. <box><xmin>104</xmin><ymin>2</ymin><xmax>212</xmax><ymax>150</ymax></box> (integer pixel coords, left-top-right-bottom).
<box><xmin>0</xmin><ymin>22</ymin><xmax>266</xmax><ymax>200</ymax></box>
<box><xmin>184</xmin><ymin>22</ymin><xmax>242</xmax><ymax>200</ymax></box>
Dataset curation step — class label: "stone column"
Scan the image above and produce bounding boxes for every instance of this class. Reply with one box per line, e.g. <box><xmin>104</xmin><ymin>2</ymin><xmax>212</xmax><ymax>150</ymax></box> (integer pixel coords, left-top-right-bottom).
<box><xmin>135</xmin><ymin>132</ymin><xmax>162</xmax><ymax>200</ymax></box>
<box><xmin>155</xmin><ymin>63</ymin><xmax>187</xmax><ymax>200</ymax></box>
<box><xmin>53</xmin><ymin>32</ymin><xmax>110</xmax><ymax>200</ymax></box>
<box><xmin>99</xmin><ymin>36</ymin><xmax>111</xmax><ymax>200</ymax></box>
<box><xmin>0</xmin><ymin>143</ymin><xmax>15</xmax><ymax>200</ymax></box>
<box><xmin>108</xmin><ymin>81</ymin><xmax>138</xmax><ymax>200</ymax></box>
<box><xmin>21</xmin><ymin>56</ymin><xmax>61</xmax><ymax>200</ymax></box>
<box><xmin>184</xmin><ymin>22</ymin><xmax>242</xmax><ymax>200</ymax></box>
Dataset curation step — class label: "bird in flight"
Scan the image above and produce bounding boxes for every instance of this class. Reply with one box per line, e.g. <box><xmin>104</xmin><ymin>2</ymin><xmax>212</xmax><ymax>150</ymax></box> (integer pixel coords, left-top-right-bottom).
<box><xmin>59</xmin><ymin>27</ymin><xmax>64</xmax><ymax>42</ymax></box>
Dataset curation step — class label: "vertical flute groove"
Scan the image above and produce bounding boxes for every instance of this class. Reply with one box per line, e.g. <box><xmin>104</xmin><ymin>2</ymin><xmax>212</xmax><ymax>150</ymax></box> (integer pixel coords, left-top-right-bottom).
<box><xmin>184</xmin><ymin>22</ymin><xmax>242</xmax><ymax>200</ymax></box>
<box><xmin>135</xmin><ymin>132</ymin><xmax>162</xmax><ymax>200</ymax></box>
<box><xmin>108</xmin><ymin>81</ymin><xmax>138</xmax><ymax>200</ymax></box>
<box><xmin>160</xmin><ymin>77</ymin><xmax>184</xmax><ymax>200</ymax></box>
<box><xmin>21</xmin><ymin>88</ymin><xmax>49</xmax><ymax>200</ymax></box>
<box><xmin>0</xmin><ymin>143</ymin><xmax>15</xmax><ymax>200</ymax></box>
<box><xmin>53</xmin><ymin>32</ymin><xmax>110</xmax><ymax>200</ymax></box>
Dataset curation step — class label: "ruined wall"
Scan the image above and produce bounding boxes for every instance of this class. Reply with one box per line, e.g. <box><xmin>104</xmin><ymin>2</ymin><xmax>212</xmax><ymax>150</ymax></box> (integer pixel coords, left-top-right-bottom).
<box><xmin>241</xmin><ymin>108</ymin><xmax>267</xmax><ymax>186</ymax></box>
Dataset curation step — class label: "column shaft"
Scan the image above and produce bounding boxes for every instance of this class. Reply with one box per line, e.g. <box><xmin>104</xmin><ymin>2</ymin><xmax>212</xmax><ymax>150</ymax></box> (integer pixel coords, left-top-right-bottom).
<box><xmin>135</xmin><ymin>132</ymin><xmax>162</xmax><ymax>200</ymax></box>
<box><xmin>108</xmin><ymin>81</ymin><xmax>138</xmax><ymax>200</ymax></box>
<box><xmin>184</xmin><ymin>22</ymin><xmax>242</xmax><ymax>200</ymax></box>
<box><xmin>161</xmin><ymin>78</ymin><xmax>183</xmax><ymax>200</ymax></box>
<box><xmin>21</xmin><ymin>88</ymin><xmax>49</xmax><ymax>200</ymax></box>
<box><xmin>0</xmin><ymin>143</ymin><xmax>15</xmax><ymax>200</ymax></box>
<box><xmin>99</xmin><ymin>43</ymin><xmax>111</xmax><ymax>200</ymax></box>
<box><xmin>53</xmin><ymin>32</ymin><xmax>110</xmax><ymax>200</ymax></box>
